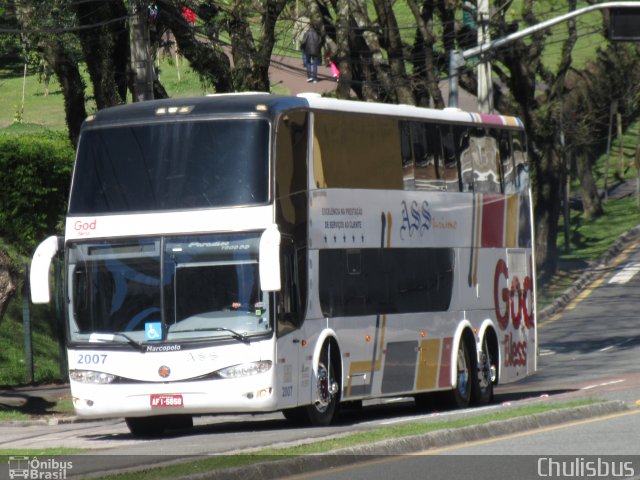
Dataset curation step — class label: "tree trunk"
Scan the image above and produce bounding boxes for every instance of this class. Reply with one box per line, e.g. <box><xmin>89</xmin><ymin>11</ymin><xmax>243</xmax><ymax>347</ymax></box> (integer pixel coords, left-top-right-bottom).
<box><xmin>43</xmin><ymin>39</ymin><xmax>87</xmax><ymax>148</ymax></box>
<box><xmin>159</xmin><ymin>3</ymin><xmax>233</xmax><ymax>93</ymax></box>
<box><xmin>407</xmin><ymin>0</ymin><xmax>444</xmax><ymax>108</ymax></box>
<box><xmin>0</xmin><ymin>251</ymin><xmax>17</xmax><ymax>322</ymax></box>
<box><xmin>350</xmin><ymin>0</ymin><xmax>396</xmax><ymax>102</ymax></box>
<box><xmin>335</xmin><ymin>0</ymin><xmax>352</xmax><ymax>99</ymax></box>
<box><xmin>373</xmin><ymin>0</ymin><xmax>414</xmax><ymax>104</ymax></box>
<box><xmin>74</xmin><ymin>0</ymin><xmax>129</xmax><ymax>109</ymax></box>
<box><xmin>576</xmin><ymin>151</ymin><xmax>604</xmax><ymax>219</ymax></box>
<box><xmin>533</xmin><ymin>148</ymin><xmax>563</xmax><ymax>280</ymax></box>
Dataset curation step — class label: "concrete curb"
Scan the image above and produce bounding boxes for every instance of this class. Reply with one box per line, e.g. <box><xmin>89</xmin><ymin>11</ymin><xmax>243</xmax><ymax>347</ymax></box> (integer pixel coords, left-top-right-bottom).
<box><xmin>538</xmin><ymin>225</ymin><xmax>640</xmax><ymax>323</ymax></box>
<box><xmin>178</xmin><ymin>400</ymin><xmax>630</xmax><ymax>480</ymax></box>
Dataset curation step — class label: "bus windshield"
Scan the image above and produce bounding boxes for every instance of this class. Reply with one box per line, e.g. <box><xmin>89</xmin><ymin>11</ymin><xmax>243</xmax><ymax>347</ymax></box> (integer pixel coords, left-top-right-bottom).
<box><xmin>67</xmin><ymin>233</ymin><xmax>271</xmax><ymax>345</ymax></box>
<box><xmin>68</xmin><ymin>118</ymin><xmax>270</xmax><ymax>214</ymax></box>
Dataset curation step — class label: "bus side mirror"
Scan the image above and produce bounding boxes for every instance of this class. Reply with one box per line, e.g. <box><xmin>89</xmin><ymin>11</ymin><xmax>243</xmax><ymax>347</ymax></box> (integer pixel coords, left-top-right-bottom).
<box><xmin>30</xmin><ymin>236</ymin><xmax>62</xmax><ymax>304</ymax></box>
<box><xmin>259</xmin><ymin>224</ymin><xmax>281</xmax><ymax>292</ymax></box>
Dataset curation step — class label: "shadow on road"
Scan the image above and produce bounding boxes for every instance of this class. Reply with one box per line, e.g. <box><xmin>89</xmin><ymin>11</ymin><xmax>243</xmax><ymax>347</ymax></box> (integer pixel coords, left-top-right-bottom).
<box><xmin>79</xmin><ymin>387</ymin><xmax>579</xmax><ymax>442</ymax></box>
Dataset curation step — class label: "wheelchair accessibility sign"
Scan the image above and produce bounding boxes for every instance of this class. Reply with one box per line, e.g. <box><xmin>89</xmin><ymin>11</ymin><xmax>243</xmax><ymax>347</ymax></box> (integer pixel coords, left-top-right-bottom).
<box><xmin>145</xmin><ymin>322</ymin><xmax>162</xmax><ymax>341</ymax></box>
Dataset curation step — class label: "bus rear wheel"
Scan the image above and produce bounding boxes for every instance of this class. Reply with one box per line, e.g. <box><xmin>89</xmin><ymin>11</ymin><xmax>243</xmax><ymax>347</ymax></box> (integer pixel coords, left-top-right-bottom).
<box><xmin>447</xmin><ymin>340</ymin><xmax>472</xmax><ymax>409</ymax></box>
<box><xmin>472</xmin><ymin>336</ymin><xmax>495</xmax><ymax>405</ymax></box>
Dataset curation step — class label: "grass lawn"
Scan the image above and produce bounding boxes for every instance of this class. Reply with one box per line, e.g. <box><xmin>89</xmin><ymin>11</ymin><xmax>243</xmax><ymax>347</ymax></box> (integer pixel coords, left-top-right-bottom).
<box><xmin>0</xmin><ymin>56</ymin><xmax>209</xmax><ymax>130</ymax></box>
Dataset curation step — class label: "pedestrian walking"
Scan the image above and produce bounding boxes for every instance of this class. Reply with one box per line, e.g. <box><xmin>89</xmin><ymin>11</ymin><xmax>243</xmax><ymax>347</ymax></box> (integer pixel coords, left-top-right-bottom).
<box><xmin>302</xmin><ymin>26</ymin><xmax>322</xmax><ymax>83</ymax></box>
<box><xmin>293</xmin><ymin>15</ymin><xmax>310</xmax><ymax>68</ymax></box>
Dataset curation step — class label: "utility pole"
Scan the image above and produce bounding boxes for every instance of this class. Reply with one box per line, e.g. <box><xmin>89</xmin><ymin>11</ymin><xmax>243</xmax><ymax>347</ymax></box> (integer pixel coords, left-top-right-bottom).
<box><xmin>476</xmin><ymin>0</ymin><xmax>493</xmax><ymax>113</ymax></box>
<box><xmin>448</xmin><ymin>1</ymin><xmax>640</xmax><ymax>109</ymax></box>
<box><xmin>130</xmin><ymin>0</ymin><xmax>154</xmax><ymax>102</ymax></box>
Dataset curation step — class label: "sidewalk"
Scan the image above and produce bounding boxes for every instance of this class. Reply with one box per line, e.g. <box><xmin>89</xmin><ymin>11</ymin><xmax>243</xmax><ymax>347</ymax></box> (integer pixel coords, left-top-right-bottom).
<box><xmin>269</xmin><ymin>54</ymin><xmax>338</xmax><ymax>96</ymax></box>
<box><xmin>267</xmin><ymin>52</ymin><xmax>481</xmax><ymax>112</ymax></box>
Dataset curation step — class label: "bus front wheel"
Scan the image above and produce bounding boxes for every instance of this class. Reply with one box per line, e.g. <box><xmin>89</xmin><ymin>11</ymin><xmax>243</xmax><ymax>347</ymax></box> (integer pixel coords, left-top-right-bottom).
<box><xmin>305</xmin><ymin>347</ymin><xmax>339</xmax><ymax>426</ymax></box>
<box><xmin>125</xmin><ymin>414</ymin><xmax>193</xmax><ymax>436</ymax></box>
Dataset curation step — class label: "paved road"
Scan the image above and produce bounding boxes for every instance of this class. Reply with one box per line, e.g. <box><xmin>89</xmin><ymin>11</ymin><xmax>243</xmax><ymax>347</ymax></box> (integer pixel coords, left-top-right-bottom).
<box><xmin>288</xmin><ymin>409</ymin><xmax>640</xmax><ymax>480</ymax></box>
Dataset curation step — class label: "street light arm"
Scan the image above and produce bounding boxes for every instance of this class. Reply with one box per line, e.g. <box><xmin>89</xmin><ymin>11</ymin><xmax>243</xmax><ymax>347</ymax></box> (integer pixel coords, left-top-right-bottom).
<box><xmin>448</xmin><ymin>1</ymin><xmax>640</xmax><ymax>108</ymax></box>
<box><xmin>461</xmin><ymin>1</ymin><xmax>640</xmax><ymax>61</ymax></box>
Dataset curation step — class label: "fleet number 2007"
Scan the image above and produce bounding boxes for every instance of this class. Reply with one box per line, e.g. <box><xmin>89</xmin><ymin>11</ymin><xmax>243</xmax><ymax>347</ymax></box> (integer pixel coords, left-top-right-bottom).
<box><xmin>77</xmin><ymin>354</ymin><xmax>107</xmax><ymax>365</ymax></box>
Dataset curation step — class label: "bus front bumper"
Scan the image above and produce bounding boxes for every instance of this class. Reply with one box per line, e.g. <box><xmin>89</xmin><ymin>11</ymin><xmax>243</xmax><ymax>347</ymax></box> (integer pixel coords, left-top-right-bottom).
<box><xmin>70</xmin><ymin>375</ymin><xmax>277</xmax><ymax>418</ymax></box>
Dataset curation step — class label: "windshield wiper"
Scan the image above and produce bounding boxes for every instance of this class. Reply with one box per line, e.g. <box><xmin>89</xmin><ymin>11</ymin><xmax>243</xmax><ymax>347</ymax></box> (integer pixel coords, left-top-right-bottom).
<box><xmin>90</xmin><ymin>332</ymin><xmax>145</xmax><ymax>352</ymax></box>
<box><xmin>170</xmin><ymin>327</ymin><xmax>251</xmax><ymax>344</ymax></box>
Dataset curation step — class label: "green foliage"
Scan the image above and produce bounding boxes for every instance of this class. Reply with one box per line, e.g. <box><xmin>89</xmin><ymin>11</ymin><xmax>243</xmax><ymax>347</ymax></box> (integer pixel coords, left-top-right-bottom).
<box><xmin>0</xmin><ymin>294</ymin><xmax>62</xmax><ymax>385</ymax></box>
<box><xmin>0</xmin><ymin>130</ymin><xmax>74</xmax><ymax>255</ymax></box>
<box><xmin>0</xmin><ymin>0</ymin><xmax>22</xmax><ymax>71</ymax></box>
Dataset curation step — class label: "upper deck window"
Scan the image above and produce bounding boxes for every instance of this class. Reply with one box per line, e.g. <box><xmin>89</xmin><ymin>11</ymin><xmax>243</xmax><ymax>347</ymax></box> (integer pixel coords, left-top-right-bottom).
<box><xmin>69</xmin><ymin>118</ymin><xmax>270</xmax><ymax>214</ymax></box>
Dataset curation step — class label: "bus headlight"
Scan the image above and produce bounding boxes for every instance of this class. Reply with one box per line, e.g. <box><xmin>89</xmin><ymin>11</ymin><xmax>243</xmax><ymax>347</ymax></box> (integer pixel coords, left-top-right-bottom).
<box><xmin>70</xmin><ymin>370</ymin><xmax>116</xmax><ymax>384</ymax></box>
<box><xmin>216</xmin><ymin>360</ymin><xmax>272</xmax><ymax>379</ymax></box>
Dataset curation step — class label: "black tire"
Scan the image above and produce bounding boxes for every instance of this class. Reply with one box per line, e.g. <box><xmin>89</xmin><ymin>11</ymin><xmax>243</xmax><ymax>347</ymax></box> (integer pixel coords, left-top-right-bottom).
<box><xmin>125</xmin><ymin>414</ymin><xmax>193</xmax><ymax>436</ymax></box>
<box><xmin>164</xmin><ymin>414</ymin><xmax>194</xmax><ymax>431</ymax></box>
<box><xmin>414</xmin><ymin>392</ymin><xmax>439</xmax><ymax>411</ymax></box>
<box><xmin>447</xmin><ymin>340</ymin><xmax>472</xmax><ymax>409</ymax></box>
<box><xmin>304</xmin><ymin>347</ymin><xmax>339</xmax><ymax>426</ymax></box>
<box><xmin>282</xmin><ymin>406</ymin><xmax>307</xmax><ymax>424</ymax></box>
<box><xmin>472</xmin><ymin>336</ymin><xmax>495</xmax><ymax>405</ymax></box>
<box><xmin>125</xmin><ymin>416</ymin><xmax>165</xmax><ymax>436</ymax></box>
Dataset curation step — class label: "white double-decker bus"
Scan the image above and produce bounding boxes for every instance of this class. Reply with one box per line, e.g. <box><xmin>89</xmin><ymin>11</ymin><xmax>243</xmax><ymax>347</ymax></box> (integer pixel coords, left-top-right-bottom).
<box><xmin>30</xmin><ymin>93</ymin><xmax>536</xmax><ymax>435</ymax></box>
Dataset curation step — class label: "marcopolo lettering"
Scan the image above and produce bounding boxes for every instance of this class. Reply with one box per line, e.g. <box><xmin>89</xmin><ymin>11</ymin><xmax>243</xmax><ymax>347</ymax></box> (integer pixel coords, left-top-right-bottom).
<box><xmin>145</xmin><ymin>344</ymin><xmax>181</xmax><ymax>352</ymax></box>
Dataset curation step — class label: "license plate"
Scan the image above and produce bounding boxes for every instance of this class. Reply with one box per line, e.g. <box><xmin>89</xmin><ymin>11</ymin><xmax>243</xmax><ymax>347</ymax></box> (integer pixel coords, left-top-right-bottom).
<box><xmin>150</xmin><ymin>394</ymin><xmax>183</xmax><ymax>408</ymax></box>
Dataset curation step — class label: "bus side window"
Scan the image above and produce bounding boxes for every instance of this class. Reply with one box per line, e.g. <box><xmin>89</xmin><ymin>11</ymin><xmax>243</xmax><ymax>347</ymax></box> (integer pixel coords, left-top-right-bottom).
<box><xmin>400</xmin><ymin>121</ymin><xmax>444</xmax><ymax>191</ymax></box>
<box><xmin>499</xmin><ymin>130</ymin><xmax>515</xmax><ymax>193</ymax></box>
<box><xmin>414</xmin><ymin>122</ymin><xmax>445</xmax><ymax>191</ymax></box>
<box><xmin>470</xmin><ymin>128</ymin><xmax>501</xmax><ymax>193</ymax></box>
<box><xmin>512</xmin><ymin>132</ymin><xmax>529</xmax><ymax>190</ymax></box>
<box><xmin>456</xmin><ymin>127</ymin><xmax>474</xmax><ymax>192</ymax></box>
<box><xmin>400</xmin><ymin>121</ymin><xmax>415</xmax><ymax>190</ymax></box>
<box><xmin>313</xmin><ymin>111</ymin><xmax>403</xmax><ymax>190</ymax></box>
<box><xmin>440</xmin><ymin>125</ymin><xmax>461</xmax><ymax>192</ymax></box>
<box><xmin>277</xmin><ymin>238</ymin><xmax>305</xmax><ymax>336</ymax></box>
<box><xmin>275</xmin><ymin>111</ymin><xmax>308</xmax><ymax>238</ymax></box>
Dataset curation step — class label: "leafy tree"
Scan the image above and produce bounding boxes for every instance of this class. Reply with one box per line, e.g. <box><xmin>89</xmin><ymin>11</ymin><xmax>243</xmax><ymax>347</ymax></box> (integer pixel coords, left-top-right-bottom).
<box><xmin>0</xmin><ymin>0</ymin><xmax>23</xmax><ymax>71</ymax></box>
<box><xmin>73</xmin><ymin>0</ymin><xmax>130</xmax><ymax>108</ymax></box>
<box><xmin>15</xmin><ymin>0</ymin><xmax>87</xmax><ymax>147</ymax></box>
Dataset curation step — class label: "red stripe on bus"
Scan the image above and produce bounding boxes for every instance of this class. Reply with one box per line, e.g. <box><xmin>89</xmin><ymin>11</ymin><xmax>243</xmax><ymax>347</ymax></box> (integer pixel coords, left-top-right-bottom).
<box><xmin>481</xmin><ymin>194</ymin><xmax>505</xmax><ymax>247</ymax></box>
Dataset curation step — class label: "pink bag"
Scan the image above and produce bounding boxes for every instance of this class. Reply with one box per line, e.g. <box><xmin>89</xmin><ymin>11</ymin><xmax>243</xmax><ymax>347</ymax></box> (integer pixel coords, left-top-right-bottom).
<box><xmin>329</xmin><ymin>61</ymin><xmax>340</xmax><ymax>79</ymax></box>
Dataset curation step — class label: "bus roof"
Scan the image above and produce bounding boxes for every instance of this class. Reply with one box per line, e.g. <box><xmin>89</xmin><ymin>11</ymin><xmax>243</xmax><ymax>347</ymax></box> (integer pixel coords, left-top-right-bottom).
<box><xmin>82</xmin><ymin>93</ymin><xmax>524</xmax><ymax>129</ymax></box>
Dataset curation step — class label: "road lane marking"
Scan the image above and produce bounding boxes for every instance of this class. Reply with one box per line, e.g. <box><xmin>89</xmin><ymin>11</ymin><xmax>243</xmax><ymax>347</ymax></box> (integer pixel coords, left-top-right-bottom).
<box><xmin>563</xmin><ymin>277</ymin><xmax>606</xmax><ymax>312</ymax></box>
<box><xmin>608</xmin><ymin>262</ymin><xmax>640</xmax><ymax>284</ymax></box>
<box><xmin>581</xmin><ymin>379</ymin><xmax>625</xmax><ymax>390</ymax></box>
<box><xmin>379</xmin><ymin>404</ymin><xmax>502</xmax><ymax>425</ymax></box>
<box><xmin>540</xmin><ymin>239</ymin><xmax>640</xmax><ymax>328</ymax></box>
<box><xmin>598</xmin><ymin>339</ymin><xmax>634</xmax><ymax>353</ymax></box>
